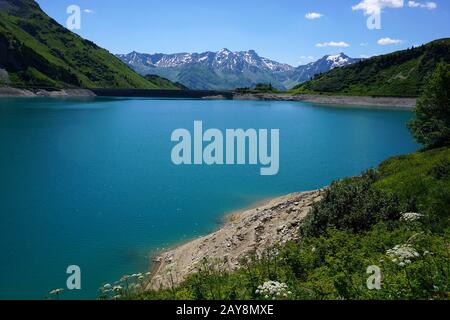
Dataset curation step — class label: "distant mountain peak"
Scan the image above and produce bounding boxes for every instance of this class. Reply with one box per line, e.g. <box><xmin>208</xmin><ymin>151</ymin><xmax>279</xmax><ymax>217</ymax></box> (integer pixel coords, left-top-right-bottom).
<box><xmin>288</xmin><ymin>53</ymin><xmax>361</xmax><ymax>85</ymax></box>
<box><xmin>118</xmin><ymin>50</ymin><xmax>361</xmax><ymax>90</ymax></box>
<box><xmin>323</xmin><ymin>53</ymin><xmax>353</xmax><ymax>69</ymax></box>
<box><xmin>118</xmin><ymin>49</ymin><xmax>294</xmax><ymax>73</ymax></box>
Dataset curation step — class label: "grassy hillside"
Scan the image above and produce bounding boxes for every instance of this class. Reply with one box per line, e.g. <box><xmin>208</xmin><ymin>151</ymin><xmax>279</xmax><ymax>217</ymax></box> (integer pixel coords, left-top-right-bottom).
<box><xmin>0</xmin><ymin>0</ymin><xmax>179</xmax><ymax>89</ymax></box>
<box><xmin>291</xmin><ymin>38</ymin><xmax>450</xmax><ymax>97</ymax></box>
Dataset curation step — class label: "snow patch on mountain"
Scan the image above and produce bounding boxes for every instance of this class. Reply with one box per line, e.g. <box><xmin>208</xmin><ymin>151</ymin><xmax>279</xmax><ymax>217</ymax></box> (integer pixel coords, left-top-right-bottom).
<box><xmin>326</xmin><ymin>53</ymin><xmax>351</xmax><ymax>69</ymax></box>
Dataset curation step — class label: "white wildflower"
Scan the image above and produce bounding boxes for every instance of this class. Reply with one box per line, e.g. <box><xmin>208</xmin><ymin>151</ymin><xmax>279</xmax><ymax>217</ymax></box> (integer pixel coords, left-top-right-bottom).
<box><xmin>401</xmin><ymin>212</ymin><xmax>423</xmax><ymax>222</ymax></box>
<box><xmin>386</xmin><ymin>244</ymin><xmax>420</xmax><ymax>266</ymax></box>
<box><xmin>256</xmin><ymin>281</ymin><xmax>291</xmax><ymax>300</ymax></box>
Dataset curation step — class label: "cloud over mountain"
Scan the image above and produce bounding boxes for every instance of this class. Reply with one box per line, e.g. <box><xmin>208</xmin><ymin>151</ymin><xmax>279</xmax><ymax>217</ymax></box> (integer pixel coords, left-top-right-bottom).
<box><xmin>316</xmin><ymin>42</ymin><xmax>350</xmax><ymax>48</ymax></box>
<box><xmin>378</xmin><ymin>37</ymin><xmax>404</xmax><ymax>45</ymax></box>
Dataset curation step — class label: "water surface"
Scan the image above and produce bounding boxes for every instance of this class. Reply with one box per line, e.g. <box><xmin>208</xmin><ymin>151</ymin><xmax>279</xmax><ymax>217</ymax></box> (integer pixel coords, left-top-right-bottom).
<box><xmin>0</xmin><ymin>97</ymin><xmax>418</xmax><ymax>299</ymax></box>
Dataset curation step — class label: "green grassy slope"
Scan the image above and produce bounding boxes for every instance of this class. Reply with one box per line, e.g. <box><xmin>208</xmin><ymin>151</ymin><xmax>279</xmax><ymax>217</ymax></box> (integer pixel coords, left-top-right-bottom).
<box><xmin>376</xmin><ymin>147</ymin><xmax>450</xmax><ymax>231</ymax></box>
<box><xmin>291</xmin><ymin>38</ymin><xmax>450</xmax><ymax>97</ymax></box>
<box><xmin>0</xmin><ymin>0</ymin><xmax>179</xmax><ymax>89</ymax></box>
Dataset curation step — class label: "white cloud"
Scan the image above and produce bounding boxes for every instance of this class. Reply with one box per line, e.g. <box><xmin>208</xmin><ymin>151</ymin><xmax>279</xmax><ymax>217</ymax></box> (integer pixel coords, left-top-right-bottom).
<box><xmin>352</xmin><ymin>0</ymin><xmax>404</xmax><ymax>15</ymax></box>
<box><xmin>305</xmin><ymin>12</ymin><xmax>324</xmax><ymax>20</ymax></box>
<box><xmin>316</xmin><ymin>41</ymin><xmax>350</xmax><ymax>48</ymax></box>
<box><xmin>83</xmin><ymin>9</ymin><xmax>95</xmax><ymax>14</ymax></box>
<box><xmin>408</xmin><ymin>1</ymin><xmax>437</xmax><ymax>9</ymax></box>
<box><xmin>377</xmin><ymin>37</ymin><xmax>403</xmax><ymax>45</ymax></box>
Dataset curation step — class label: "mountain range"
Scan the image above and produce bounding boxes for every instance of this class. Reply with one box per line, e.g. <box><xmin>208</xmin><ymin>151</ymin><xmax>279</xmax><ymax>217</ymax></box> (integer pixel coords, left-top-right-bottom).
<box><xmin>117</xmin><ymin>50</ymin><xmax>361</xmax><ymax>90</ymax></box>
<box><xmin>1</xmin><ymin>0</ymin><xmax>447</xmax><ymax>96</ymax></box>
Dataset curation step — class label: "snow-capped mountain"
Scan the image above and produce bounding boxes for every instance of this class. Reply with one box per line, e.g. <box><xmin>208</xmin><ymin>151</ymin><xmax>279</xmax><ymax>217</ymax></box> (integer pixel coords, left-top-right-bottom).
<box><xmin>118</xmin><ymin>49</ymin><xmax>293</xmax><ymax>73</ymax></box>
<box><xmin>287</xmin><ymin>53</ymin><xmax>362</xmax><ymax>85</ymax></box>
<box><xmin>117</xmin><ymin>50</ymin><xmax>360</xmax><ymax>90</ymax></box>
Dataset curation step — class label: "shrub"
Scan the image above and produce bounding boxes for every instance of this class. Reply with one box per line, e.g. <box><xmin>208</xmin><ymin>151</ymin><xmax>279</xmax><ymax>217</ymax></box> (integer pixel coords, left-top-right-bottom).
<box><xmin>300</xmin><ymin>171</ymin><xmax>401</xmax><ymax>237</ymax></box>
<box><xmin>408</xmin><ymin>63</ymin><xmax>450</xmax><ymax>148</ymax></box>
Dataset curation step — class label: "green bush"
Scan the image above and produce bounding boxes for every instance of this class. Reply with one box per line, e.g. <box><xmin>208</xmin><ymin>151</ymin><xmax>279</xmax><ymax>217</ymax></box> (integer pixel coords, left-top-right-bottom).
<box><xmin>300</xmin><ymin>170</ymin><xmax>401</xmax><ymax>237</ymax></box>
<box><xmin>408</xmin><ymin>63</ymin><xmax>450</xmax><ymax>148</ymax></box>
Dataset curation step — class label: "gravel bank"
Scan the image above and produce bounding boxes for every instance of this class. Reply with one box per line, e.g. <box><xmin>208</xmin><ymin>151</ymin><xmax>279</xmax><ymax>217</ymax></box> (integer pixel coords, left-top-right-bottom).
<box><xmin>233</xmin><ymin>93</ymin><xmax>416</xmax><ymax>109</ymax></box>
<box><xmin>148</xmin><ymin>190</ymin><xmax>323</xmax><ymax>290</ymax></box>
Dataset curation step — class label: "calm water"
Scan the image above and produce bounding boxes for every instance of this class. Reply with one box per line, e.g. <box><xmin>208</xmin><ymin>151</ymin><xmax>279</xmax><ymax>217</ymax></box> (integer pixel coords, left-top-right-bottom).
<box><xmin>0</xmin><ymin>97</ymin><xmax>418</xmax><ymax>299</ymax></box>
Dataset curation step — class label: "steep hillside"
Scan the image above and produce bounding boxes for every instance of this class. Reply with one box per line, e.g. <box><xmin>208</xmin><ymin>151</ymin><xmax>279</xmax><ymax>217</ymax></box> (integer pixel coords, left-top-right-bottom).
<box><xmin>0</xmin><ymin>0</ymin><xmax>178</xmax><ymax>89</ymax></box>
<box><xmin>292</xmin><ymin>38</ymin><xmax>450</xmax><ymax>97</ymax></box>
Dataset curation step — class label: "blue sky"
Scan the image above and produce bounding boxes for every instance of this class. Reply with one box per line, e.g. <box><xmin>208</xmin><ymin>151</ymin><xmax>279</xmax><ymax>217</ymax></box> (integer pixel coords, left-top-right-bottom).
<box><xmin>36</xmin><ymin>0</ymin><xmax>449</xmax><ymax>66</ymax></box>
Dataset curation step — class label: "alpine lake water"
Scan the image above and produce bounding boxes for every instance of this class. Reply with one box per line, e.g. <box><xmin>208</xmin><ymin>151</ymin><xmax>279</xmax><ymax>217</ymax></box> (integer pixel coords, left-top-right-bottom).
<box><xmin>0</xmin><ymin>97</ymin><xmax>419</xmax><ymax>299</ymax></box>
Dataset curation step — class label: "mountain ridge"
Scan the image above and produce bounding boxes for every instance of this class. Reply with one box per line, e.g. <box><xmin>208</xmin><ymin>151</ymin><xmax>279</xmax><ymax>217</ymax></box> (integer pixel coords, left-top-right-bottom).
<box><xmin>118</xmin><ymin>50</ymin><xmax>360</xmax><ymax>90</ymax></box>
<box><xmin>0</xmin><ymin>0</ymin><xmax>182</xmax><ymax>89</ymax></box>
<box><xmin>292</xmin><ymin>38</ymin><xmax>450</xmax><ymax>97</ymax></box>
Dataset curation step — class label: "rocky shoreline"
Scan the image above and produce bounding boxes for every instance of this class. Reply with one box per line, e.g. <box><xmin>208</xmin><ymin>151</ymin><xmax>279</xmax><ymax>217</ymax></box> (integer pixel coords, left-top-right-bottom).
<box><xmin>148</xmin><ymin>190</ymin><xmax>323</xmax><ymax>290</ymax></box>
<box><xmin>233</xmin><ymin>93</ymin><xmax>417</xmax><ymax>109</ymax></box>
<box><xmin>0</xmin><ymin>87</ymin><xmax>96</xmax><ymax>97</ymax></box>
<box><xmin>1</xmin><ymin>87</ymin><xmax>417</xmax><ymax>109</ymax></box>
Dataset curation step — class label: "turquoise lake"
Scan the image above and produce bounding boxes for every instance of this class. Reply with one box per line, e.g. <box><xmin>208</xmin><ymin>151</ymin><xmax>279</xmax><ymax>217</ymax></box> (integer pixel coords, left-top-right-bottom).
<box><xmin>0</xmin><ymin>97</ymin><xmax>419</xmax><ymax>299</ymax></box>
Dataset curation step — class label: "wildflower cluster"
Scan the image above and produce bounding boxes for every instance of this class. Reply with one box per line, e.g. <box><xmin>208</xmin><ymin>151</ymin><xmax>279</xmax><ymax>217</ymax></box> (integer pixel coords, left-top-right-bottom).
<box><xmin>255</xmin><ymin>281</ymin><xmax>292</xmax><ymax>300</ymax></box>
<box><xmin>99</xmin><ymin>272</ymin><xmax>151</xmax><ymax>300</ymax></box>
<box><xmin>400</xmin><ymin>212</ymin><xmax>424</xmax><ymax>222</ymax></box>
<box><xmin>386</xmin><ymin>244</ymin><xmax>420</xmax><ymax>267</ymax></box>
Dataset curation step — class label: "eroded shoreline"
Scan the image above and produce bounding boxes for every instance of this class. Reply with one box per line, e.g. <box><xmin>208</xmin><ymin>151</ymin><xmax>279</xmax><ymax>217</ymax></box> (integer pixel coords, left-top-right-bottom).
<box><xmin>147</xmin><ymin>190</ymin><xmax>323</xmax><ymax>290</ymax></box>
<box><xmin>0</xmin><ymin>87</ymin><xmax>96</xmax><ymax>97</ymax></box>
<box><xmin>233</xmin><ymin>93</ymin><xmax>417</xmax><ymax>109</ymax></box>
<box><xmin>1</xmin><ymin>87</ymin><xmax>417</xmax><ymax>109</ymax></box>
